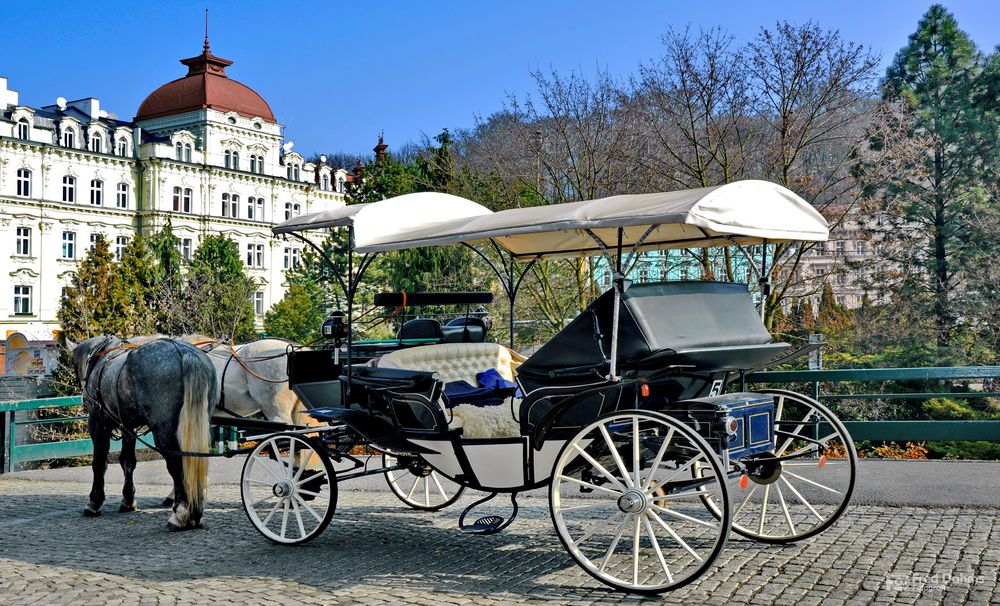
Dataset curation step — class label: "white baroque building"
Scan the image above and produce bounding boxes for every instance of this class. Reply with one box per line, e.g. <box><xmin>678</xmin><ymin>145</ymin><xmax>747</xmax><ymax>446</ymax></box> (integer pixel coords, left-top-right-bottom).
<box><xmin>0</xmin><ymin>41</ymin><xmax>349</xmax><ymax>340</ymax></box>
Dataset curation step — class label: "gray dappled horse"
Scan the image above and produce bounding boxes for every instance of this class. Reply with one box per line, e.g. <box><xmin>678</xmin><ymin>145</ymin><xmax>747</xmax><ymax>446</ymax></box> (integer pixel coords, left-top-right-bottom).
<box><xmin>71</xmin><ymin>336</ymin><xmax>218</xmax><ymax>530</ymax></box>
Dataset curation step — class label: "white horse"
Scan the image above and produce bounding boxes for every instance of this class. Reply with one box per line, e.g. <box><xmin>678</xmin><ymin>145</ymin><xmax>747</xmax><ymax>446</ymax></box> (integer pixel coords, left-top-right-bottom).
<box><xmin>181</xmin><ymin>335</ymin><xmax>305</xmax><ymax>426</ymax></box>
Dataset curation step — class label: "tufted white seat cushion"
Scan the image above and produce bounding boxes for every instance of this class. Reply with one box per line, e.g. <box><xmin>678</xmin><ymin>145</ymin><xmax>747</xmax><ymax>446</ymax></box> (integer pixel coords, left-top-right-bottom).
<box><xmin>376</xmin><ymin>342</ymin><xmax>518</xmax><ymax>385</ymax></box>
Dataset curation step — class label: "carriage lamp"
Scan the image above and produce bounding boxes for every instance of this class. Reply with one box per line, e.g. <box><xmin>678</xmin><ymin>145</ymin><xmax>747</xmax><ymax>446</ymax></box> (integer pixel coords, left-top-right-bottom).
<box><xmin>322</xmin><ymin>310</ymin><xmax>350</xmax><ymax>341</ymax></box>
<box><xmin>724</xmin><ymin>416</ymin><xmax>740</xmax><ymax>435</ymax></box>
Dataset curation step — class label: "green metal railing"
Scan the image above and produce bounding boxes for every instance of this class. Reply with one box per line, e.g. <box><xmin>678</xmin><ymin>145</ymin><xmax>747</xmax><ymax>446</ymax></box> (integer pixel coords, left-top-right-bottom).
<box><xmin>746</xmin><ymin>366</ymin><xmax>1000</xmax><ymax>443</ymax></box>
<box><xmin>2</xmin><ymin>365</ymin><xmax>998</xmax><ymax>472</ymax></box>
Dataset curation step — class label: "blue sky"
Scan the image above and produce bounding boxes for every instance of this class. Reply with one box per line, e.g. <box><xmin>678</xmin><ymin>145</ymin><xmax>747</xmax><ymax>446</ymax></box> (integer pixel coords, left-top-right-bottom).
<box><xmin>1</xmin><ymin>1</ymin><xmax>997</xmax><ymax>158</ymax></box>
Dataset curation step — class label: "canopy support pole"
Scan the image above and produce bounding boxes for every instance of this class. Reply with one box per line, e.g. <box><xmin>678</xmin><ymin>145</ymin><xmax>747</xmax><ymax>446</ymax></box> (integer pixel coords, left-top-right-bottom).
<box><xmin>461</xmin><ymin>242</ymin><xmax>535</xmax><ymax>349</ymax></box>
<box><xmin>288</xmin><ymin>233</ymin><xmax>348</xmax><ymax>300</ymax></box>
<box><xmin>345</xmin><ymin>226</ymin><xmax>355</xmax><ymax>391</ymax></box>
<box><xmin>759</xmin><ymin>239</ymin><xmax>770</xmax><ymax>321</ymax></box>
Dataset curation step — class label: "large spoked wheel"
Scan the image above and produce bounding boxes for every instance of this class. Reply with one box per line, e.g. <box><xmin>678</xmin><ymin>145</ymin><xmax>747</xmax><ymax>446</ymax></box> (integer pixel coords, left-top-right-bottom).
<box><xmin>550</xmin><ymin>410</ymin><xmax>731</xmax><ymax>594</ymax></box>
<box><xmin>695</xmin><ymin>389</ymin><xmax>857</xmax><ymax>544</ymax></box>
<box><xmin>383</xmin><ymin>453</ymin><xmax>465</xmax><ymax>511</ymax></box>
<box><xmin>241</xmin><ymin>433</ymin><xmax>337</xmax><ymax>545</ymax></box>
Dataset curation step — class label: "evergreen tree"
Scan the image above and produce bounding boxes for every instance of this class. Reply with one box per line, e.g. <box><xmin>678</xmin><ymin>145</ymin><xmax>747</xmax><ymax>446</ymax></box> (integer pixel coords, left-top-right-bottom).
<box><xmin>171</xmin><ymin>235</ymin><xmax>258</xmax><ymax>341</ymax></box>
<box><xmin>870</xmin><ymin>4</ymin><xmax>1000</xmax><ymax>361</ymax></box>
<box><xmin>115</xmin><ymin>235</ymin><xmax>159</xmax><ymax>336</ymax></box>
<box><xmin>263</xmin><ymin>283</ymin><xmax>326</xmax><ymax>344</ymax></box>
<box><xmin>58</xmin><ymin>235</ymin><xmax>131</xmax><ymax>343</ymax></box>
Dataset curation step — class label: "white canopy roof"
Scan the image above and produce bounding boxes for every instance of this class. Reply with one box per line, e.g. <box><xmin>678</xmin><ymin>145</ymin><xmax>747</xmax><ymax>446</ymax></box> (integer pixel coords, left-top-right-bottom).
<box><xmin>271</xmin><ymin>192</ymin><xmax>492</xmax><ymax>239</ymax></box>
<box><xmin>355</xmin><ymin>180</ymin><xmax>829</xmax><ymax>259</ymax></box>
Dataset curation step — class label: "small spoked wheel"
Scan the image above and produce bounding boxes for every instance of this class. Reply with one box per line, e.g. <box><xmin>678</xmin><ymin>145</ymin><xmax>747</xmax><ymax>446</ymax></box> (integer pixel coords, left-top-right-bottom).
<box><xmin>695</xmin><ymin>389</ymin><xmax>857</xmax><ymax>543</ymax></box>
<box><xmin>550</xmin><ymin>410</ymin><xmax>731</xmax><ymax>594</ymax></box>
<box><xmin>383</xmin><ymin>453</ymin><xmax>465</xmax><ymax>511</ymax></box>
<box><xmin>241</xmin><ymin>433</ymin><xmax>337</xmax><ymax>545</ymax></box>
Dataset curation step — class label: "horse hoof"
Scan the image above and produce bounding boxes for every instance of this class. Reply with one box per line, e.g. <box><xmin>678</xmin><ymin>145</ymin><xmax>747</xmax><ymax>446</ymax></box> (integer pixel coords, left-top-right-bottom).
<box><xmin>161</xmin><ymin>497</ymin><xmax>174</xmax><ymax>507</ymax></box>
<box><xmin>83</xmin><ymin>506</ymin><xmax>102</xmax><ymax>517</ymax></box>
<box><xmin>166</xmin><ymin>522</ymin><xmax>184</xmax><ymax>532</ymax></box>
<box><xmin>119</xmin><ymin>502</ymin><xmax>139</xmax><ymax>513</ymax></box>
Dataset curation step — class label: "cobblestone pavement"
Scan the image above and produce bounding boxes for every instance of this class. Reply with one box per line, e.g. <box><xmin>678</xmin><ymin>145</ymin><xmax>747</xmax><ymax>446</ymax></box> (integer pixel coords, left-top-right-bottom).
<box><xmin>0</xmin><ymin>479</ymin><xmax>996</xmax><ymax>606</ymax></box>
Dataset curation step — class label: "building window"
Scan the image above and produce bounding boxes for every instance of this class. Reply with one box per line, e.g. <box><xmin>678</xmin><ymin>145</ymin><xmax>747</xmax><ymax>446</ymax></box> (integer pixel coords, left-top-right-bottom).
<box><xmin>16</xmin><ymin>119</ymin><xmax>30</xmax><ymax>140</ymax></box>
<box><xmin>184</xmin><ymin>143</ymin><xmax>192</xmax><ymax>162</ymax></box>
<box><xmin>232</xmin><ymin>150</ymin><xmax>240</xmax><ymax>170</ymax></box>
<box><xmin>855</xmin><ymin>241</ymin><xmax>866</xmax><ymax>255</ymax></box>
<box><xmin>13</xmin><ymin>286</ymin><xmax>32</xmax><ymax>316</ymax></box>
<box><xmin>293</xmin><ymin>164</ymin><xmax>300</xmax><ymax>180</ymax></box>
<box><xmin>173</xmin><ymin>187</ymin><xmax>182</xmax><ymax>211</ymax></box>
<box><xmin>222</xmin><ymin>193</ymin><xmax>239</xmax><ymax>218</ymax></box>
<box><xmin>835</xmin><ymin>241</ymin><xmax>846</xmax><ymax>255</ymax></box>
<box><xmin>182</xmin><ymin>188</ymin><xmax>192</xmax><ymax>213</ymax></box>
<box><xmin>253</xmin><ymin>291</ymin><xmax>264</xmax><ymax>315</ymax></box>
<box><xmin>63</xmin><ymin>128</ymin><xmax>76</xmax><ymax>148</ymax></box>
<box><xmin>224</xmin><ymin>150</ymin><xmax>232</xmax><ymax>168</ymax></box>
<box><xmin>62</xmin><ymin>176</ymin><xmax>76</xmax><ymax>203</ymax></box>
<box><xmin>250</xmin><ymin>155</ymin><xmax>258</xmax><ymax>173</ymax></box>
<box><xmin>114</xmin><ymin>236</ymin><xmax>129</xmax><ymax>261</ymax></box>
<box><xmin>15</xmin><ymin>227</ymin><xmax>31</xmax><ymax>256</ymax></box>
<box><xmin>255</xmin><ymin>154</ymin><xmax>265</xmax><ymax>173</ymax></box>
<box><xmin>90</xmin><ymin>179</ymin><xmax>103</xmax><ymax>205</ymax></box>
<box><xmin>180</xmin><ymin>238</ymin><xmax>193</xmax><ymax>260</ymax></box>
<box><xmin>322</xmin><ymin>175</ymin><xmax>329</xmax><ymax>190</ymax></box>
<box><xmin>337</xmin><ymin>177</ymin><xmax>345</xmax><ymax>193</ymax></box>
<box><xmin>16</xmin><ymin>168</ymin><xmax>31</xmax><ymax>197</ymax></box>
<box><xmin>90</xmin><ymin>134</ymin><xmax>103</xmax><ymax>153</ymax></box>
<box><xmin>62</xmin><ymin>232</ymin><xmax>76</xmax><ymax>260</ymax></box>
<box><xmin>116</xmin><ymin>183</ymin><xmax>129</xmax><ymax>209</ymax></box>
<box><xmin>116</xmin><ymin>137</ymin><xmax>129</xmax><ymax>157</ymax></box>
<box><xmin>89</xmin><ymin>233</ymin><xmax>100</xmax><ymax>251</ymax></box>
<box><xmin>247</xmin><ymin>196</ymin><xmax>264</xmax><ymax>220</ymax></box>
<box><xmin>246</xmin><ymin>243</ymin><xmax>265</xmax><ymax>268</ymax></box>
<box><xmin>175</xmin><ymin>142</ymin><xmax>184</xmax><ymax>160</ymax></box>
<box><xmin>283</xmin><ymin>247</ymin><xmax>300</xmax><ymax>270</ymax></box>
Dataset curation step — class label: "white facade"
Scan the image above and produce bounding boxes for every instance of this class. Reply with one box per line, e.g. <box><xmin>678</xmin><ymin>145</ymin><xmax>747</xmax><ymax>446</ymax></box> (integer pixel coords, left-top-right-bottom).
<box><xmin>0</xmin><ymin>69</ymin><xmax>349</xmax><ymax>340</ymax></box>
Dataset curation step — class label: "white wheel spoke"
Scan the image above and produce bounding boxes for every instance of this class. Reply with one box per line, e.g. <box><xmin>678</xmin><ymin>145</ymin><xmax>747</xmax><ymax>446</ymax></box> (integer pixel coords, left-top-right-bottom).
<box><xmin>291</xmin><ymin>498</ymin><xmax>306</xmax><ymax>538</ymax></box>
<box><xmin>632</xmin><ymin>417</ymin><xmax>641</xmax><ymax>488</ymax></box>
<box><xmin>776</xmin><ymin>484</ymin><xmax>796</xmax><ymax>535</ymax></box>
<box><xmin>776</xmin><ymin>410</ymin><xmax>817</xmax><ymax>456</ymax></box>
<box><xmin>734</xmin><ymin>484</ymin><xmax>758</xmax><ymax>517</ymax></box>
<box><xmin>252</xmin><ymin>494</ymin><xmax>274</xmax><ymax>508</ymax></box>
<box><xmin>642</xmin><ymin>514</ymin><xmax>674</xmax><ymax>583</ymax></box>
<box><xmin>631</xmin><ymin>514</ymin><xmax>641</xmax><ymax>586</ymax></box>
<box><xmin>405</xmin><ymin>475</ymin><xmax>421</xmax><ymax>500</ymax></box>
<box><xmin>257</xmin><ymin>460</ymin><xmax>283</xmax><ymax>482</ymax></box>
<box><xmin>557</xmin><ymin>502</ymin><xmax>607</xmax><ymax>513</ymax></box>
<box><xmin>295</xmin><ymin>472</ymin><xmax>326</xmax><ymax>488</ymax></box>
<box><xmin>245</xmin><ymin>478</ymin><xmax>276</xmax><ymax>486</ymax></box>
<box><xmin>758</xmin><ymin>484</ymin><xmax>770</xmax><ymax>535</ymax></box>
<box><xmin>571</xmin><ymin>443</ymin><xmax>628</xmax><ymax>492</ymax></box>
<box><xmin>286</xmin><ymin>439</ymin><xmax>296</xmax><ymax>477</ymax></box>
<box><xmin>574</xmin><ymin>510</ymin><xmax>625</xmax><ymax>547</ymax></box>
<box><xmin>424</xmin><ymin>475</ymin><xmax>430</xmax><ymax>506</ymax></box>
<box><xmin>599</xmin><ymin>514</ymin><xmax>630</xmax><ymax>572</ymax></box>
<box><xmin>279</xmin><ymin>500</ymin><xmax>290</xmax><ymax>538</ymax></box>
<box><xmin>599</xmin><ymin>424</ymin><xmax>634</xmax><ymax>489</ymax></box>
<box><xmin>293</xmin><ymin>494</ymin><xmax>324</xmax><ymax>523</ymax></box>
<box><xmin>774</xmin><ymin>395</ymin><xmax>785</xmax><ymax>423</ymax></box>
<box><xmin>260</xmin><ymin>499</ymin><xmax>283</xmax><ymax>526</ymax></box>
<box><xmin>642</xmin><ymin>428</ymin><xmax>674</xmax><ymax>491</ymax></box>
<box><xmin>432</xmin><ymin>474</ymin><xmax>449</xmax><ymax>501</ymax></box>
<box><xmin>650</xmin><ymin>504</ymin><xmax>719</xmax><ymax>530</ymax></box>
<box><xmin>297</xmin><ymin>488</ymin><xmax>328</xmax><ymax>500</ymax></box>
<box><xmin>784</xmin><ymin>470</ymin><xmax>843</xmax><ymax>495</ymax></box>
<box><xmin>780</xmin><ymin>476</ymin><xmax>823</xmax><ymax>521</ymax></box>
<box><xmin>649</xmin><ymin>488</ymin><xmax>719</xmax><ymax>501</ymax></box>
<box><xmin>648</xmin><ymin>508</ymin><xmax>703</xmax><ymax>562</ymax></box>
<box><xmin>656</xmin><ymin>453</ymin><xmax>705</xmax><ymax>489</ymax></box>
<box><xmin>557</xmin><ymin>474</ymin><xmax>624</xmax><ymax>496</ymax></box>
<box><xmin>783</xmin><ymin>432</ymin><xmax>839</xmax><ymax>459</ymax></box>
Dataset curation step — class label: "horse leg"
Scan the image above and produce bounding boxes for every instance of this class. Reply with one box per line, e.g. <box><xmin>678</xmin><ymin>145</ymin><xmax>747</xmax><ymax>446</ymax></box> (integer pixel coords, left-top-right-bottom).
<box><xmin>84</xmin><ymin>416</ymin><xmax>110</xmax><ymax>517</ymax></box>
<box><xmin>163</xmin><ymin>453</ymin><xmax>192</xmax><ymax>531</ymax></box>
<box><xmin>162</xmin><ymin>489</ymin><xmax>175</xmax><ymax>507</ymax></box>
<box><xmin>118</xmin><ymin>433</ymin><xmax>139</xmax><ymax>512</ymax></box>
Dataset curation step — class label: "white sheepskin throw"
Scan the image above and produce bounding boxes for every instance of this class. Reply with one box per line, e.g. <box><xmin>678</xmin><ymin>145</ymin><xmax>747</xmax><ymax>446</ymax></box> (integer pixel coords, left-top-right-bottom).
<box><xmin>449</xmin><ymin>403</ymin><xmax>520</xmax><ymax>439</ymax></box>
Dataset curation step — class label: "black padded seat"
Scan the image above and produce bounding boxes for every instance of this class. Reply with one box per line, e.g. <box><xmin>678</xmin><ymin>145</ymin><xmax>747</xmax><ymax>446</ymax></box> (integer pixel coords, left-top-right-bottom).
<box><xmin>399</xmin><ymin>318</ymin><xmax>444</xmax><ymax>341</ymax></box>
<box><xmin>442</xmin><ymin>317</ymin><xmax>487</xmax><ymax>343</ymax></box>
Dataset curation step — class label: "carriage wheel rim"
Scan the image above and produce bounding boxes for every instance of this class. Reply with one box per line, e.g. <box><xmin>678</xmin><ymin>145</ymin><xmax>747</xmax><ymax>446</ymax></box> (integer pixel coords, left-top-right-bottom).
<box><xmin>383</xmin><ymin>453</ymin><xmax>465</xmax><ymax>511</ymax></box>
<box><xmin>241</xmin><ymin>433</ymin><xmax>336</xmax><ymax>545</ymax></box>
<box><xmin>549</xmin><ymin>410</ymin><xmax>731</xmax><ymax>593</ymax></box>
<box><xmin>695</xmin><ymin>390</ymin><xmax>857</xmax><ymax>543</ymax></box>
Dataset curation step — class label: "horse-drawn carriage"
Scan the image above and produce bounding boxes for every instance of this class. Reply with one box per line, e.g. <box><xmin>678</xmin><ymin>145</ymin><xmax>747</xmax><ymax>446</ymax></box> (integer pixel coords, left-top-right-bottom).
<box><xmin>237</xmin><ymin>180</ymin><xmax>857</xmax><ymax>594</ymax></box>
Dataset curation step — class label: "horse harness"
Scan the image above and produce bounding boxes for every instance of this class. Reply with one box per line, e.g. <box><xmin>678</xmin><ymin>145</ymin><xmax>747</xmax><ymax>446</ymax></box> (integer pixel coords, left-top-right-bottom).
<box><xmin>192</xmin><ymin>339</ymin><xmax>290</xmax><ymax>418</ymax></box>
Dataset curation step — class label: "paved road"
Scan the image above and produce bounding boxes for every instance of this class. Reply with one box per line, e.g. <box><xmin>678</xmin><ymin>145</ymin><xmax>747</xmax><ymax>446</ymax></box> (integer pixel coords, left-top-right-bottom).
<box><xmin>1</xmin><ymin>460</ymin><xmax>998</xmax><ymax>605</ymax></box>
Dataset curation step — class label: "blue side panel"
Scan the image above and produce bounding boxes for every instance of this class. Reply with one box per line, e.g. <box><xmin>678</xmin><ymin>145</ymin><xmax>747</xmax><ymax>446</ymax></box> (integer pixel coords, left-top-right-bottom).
<box><xmin>722</xmin><ymin>395</ymin><xmax>774</xmax><ymax>458</ymax></box>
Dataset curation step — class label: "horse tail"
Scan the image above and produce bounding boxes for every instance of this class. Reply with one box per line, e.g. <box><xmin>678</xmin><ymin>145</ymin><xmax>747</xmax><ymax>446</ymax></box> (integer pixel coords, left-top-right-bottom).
<box><xmin>177</xmin><ymin>347</ymin><xmax>213</xmax><ymax>522</ymax></box>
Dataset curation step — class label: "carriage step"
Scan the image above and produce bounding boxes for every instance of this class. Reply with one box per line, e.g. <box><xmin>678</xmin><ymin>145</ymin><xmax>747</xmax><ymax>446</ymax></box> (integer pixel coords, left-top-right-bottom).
<box><xmin>458</xmin><ymin>492</ymin><xmax>519</xmax><ymax>535</ymax></box>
